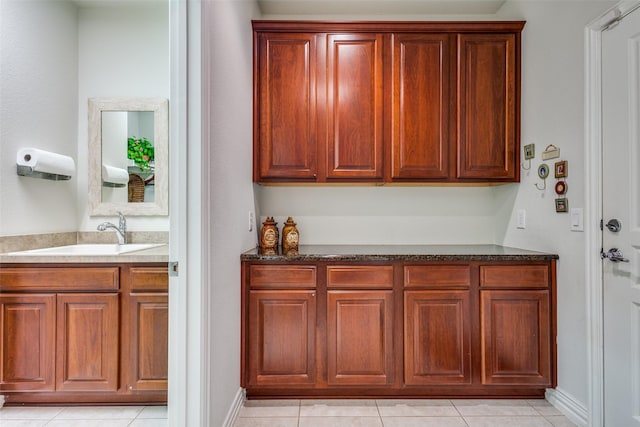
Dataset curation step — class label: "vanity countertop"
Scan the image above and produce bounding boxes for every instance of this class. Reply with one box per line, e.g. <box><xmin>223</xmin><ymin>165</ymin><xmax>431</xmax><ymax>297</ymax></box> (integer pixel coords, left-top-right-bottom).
<box><xmin>241</xmin><ymin>244</ymin><xmax>558</xmax><ymax>262</ymax></box>
<box><xmin>0</xmin><ymin>243</ymin><xmax>169</xmax><ymax>264</ymax></box>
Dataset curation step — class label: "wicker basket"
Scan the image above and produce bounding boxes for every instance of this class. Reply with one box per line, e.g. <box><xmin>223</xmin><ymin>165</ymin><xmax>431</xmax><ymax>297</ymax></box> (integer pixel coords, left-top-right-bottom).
<box><xmin>128</xmin><ymin>173</ymin><xmax>145</xmax><ymax>203</ymax></box>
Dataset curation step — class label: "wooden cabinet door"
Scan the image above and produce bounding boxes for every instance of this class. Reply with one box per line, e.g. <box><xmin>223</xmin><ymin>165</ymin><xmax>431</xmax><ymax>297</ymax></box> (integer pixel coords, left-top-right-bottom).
<box><xmin>327</xmin><ymin>290</ymin><xmax>393</xmax><ymax>385</ymax></box>
<box><xmin>404</xmin><ymin>290</ymin><xmax>471</xmax><ymax>385</ymax></box>
<box><xmin>248</xmin><ymin>290</ymin><xmax>316</xmax><ymax>386</ymax></box>
<box><xmin>457</xmin><ymin>33</ymin><xmax>518</xmax><ymax>181</ymax></box>
<box><xmin>128</xmin><ymin>293</ymin><xmax>168</xmax><ymax>392</ymax></box>
<box><xmin>256</xmin><ymin>32</ymin><xmax>318</xmax><ymax>181</ymax></box>
<box><xmin>0</xmin><ymin>294</ymin><xmax>56</xmax><ymax>391</ymax></box>
<box><xmin>56</xmin><ymin>293</ymin><xmax>119</xmax><ymax>391</ymax></box>
<box><xmin>392</xmin><ymin>34</ymin><xmax>453</xmax><ymax>180</ymax></box>
<box><xmin>326</xmin><ymin>33</ymin><xmax>384</xmax><ymax>180</ymax></box>
<box><xmin>480</xmin><ymin>290</ymin><xmax>551</xmax><ymax>385</ymax></box>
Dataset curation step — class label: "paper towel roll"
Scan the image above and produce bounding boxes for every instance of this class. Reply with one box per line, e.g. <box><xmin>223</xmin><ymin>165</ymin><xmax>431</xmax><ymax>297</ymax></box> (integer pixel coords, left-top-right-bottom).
<box><xmin>16</xmin><ymin>148</ymin><xmax>75</xmax><ymax>177</ymax></box>
<box><xmin>102</xmin><ymin>164</ymin><xmax>129</xmax><ymax>186</ymax></box>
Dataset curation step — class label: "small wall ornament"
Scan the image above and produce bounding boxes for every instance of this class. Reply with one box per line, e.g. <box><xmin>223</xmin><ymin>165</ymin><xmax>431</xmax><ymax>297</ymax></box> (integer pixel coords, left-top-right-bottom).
<box><xmin>554</xmin><ymin>160</ymin><xmax>567</xmax><ymax>178</ymax></box>
<box><xmin>535</xmin><ymin>163</ymin><xmax>549</xmax><ymax>191</ymax></box>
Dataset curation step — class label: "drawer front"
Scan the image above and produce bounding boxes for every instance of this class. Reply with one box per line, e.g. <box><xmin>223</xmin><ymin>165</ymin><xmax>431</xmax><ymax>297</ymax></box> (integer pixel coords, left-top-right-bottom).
<box><xmin>129</xmin><ymin>266</ymin><xmax>169</xmax><ymax>292</ymax></box>
<box><xmin>0</xmin><ymin>267</ymin><xmax>119</xmax><ymax>292</ymax></box>
<box><xmin>404</xmin><ymin>265</ymin><xmax>471</xmax><ymax>288</ymax></box>
<box><xmin>480</xmin><ymin>264</ymin><xmax>549</xmax><ymax>288</ymax></box>
<box><xmin>249</xmin><ymin>265</ymin><xmax>316</xmax><ymax>289</ymax></box>
<box><xmin>327</xmin><ymin>266</ymin><xmax>393</xmax><ymax>289</ymax></box>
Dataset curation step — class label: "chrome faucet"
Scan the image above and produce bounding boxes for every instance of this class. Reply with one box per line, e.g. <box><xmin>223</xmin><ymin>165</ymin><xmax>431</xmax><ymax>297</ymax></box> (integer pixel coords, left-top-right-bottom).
<box><xmin>97</xmin><ymin>211</ymin><xmax>127</xmax><ymax>245</ymax></box>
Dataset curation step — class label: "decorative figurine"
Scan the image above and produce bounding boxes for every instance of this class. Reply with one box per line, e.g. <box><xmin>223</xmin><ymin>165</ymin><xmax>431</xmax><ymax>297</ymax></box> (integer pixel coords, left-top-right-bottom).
<box><xmin>259</xmin><ymin>217</ymin><xmax>278</xmax><ymax>251</ymax></box>
<box><xmin>281</xmin><ymin>216</ymin><xmax>299</xmax><ymax>252</ymax></box>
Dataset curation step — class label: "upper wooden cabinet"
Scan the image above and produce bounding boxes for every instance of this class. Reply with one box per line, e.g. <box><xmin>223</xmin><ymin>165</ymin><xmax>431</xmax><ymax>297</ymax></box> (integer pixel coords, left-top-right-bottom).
<box><xmin>457</xmin><ymin>34</ymin><xmax>518</xmax><ymax>180</ymax></box>
<box><xmin>255</xmin><ymin>32</ymin><xmax>318</xmax><ymax>180</ymax></box>
<box><xmin>326</xmin><ymin>33</ymin><xmax>385</xmax><ymax>180</ymax></box>
<box><xmin>253</xmin><ymin>21</ymin><xmax>524</xmax><ymax>184</ymax></box>
<box><xmin>392</xmin><ymin>33</ymin><xmax>454</xmax><ymax>180</ymax></box>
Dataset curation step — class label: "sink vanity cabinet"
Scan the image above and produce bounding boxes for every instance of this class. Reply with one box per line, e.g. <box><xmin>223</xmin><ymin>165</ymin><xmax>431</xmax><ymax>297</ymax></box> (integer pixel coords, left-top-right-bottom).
<box><xmin>0</xmin><ymin>263</ymin><xmax>168</xmax><ymax>404</ymax></box>
<box><xmin>241</xmin><ymin>246</ymin><xmax>557</xmax><ymax>398</ymax></box>
<box><xmin>253</xmin><ymin>21</ymin><xmax>524</xmax><ymax>184</ymax></box>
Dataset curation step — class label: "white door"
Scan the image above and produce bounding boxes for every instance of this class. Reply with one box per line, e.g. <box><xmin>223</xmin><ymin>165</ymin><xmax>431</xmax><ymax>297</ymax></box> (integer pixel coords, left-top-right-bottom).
<box><xmin>602</xmin><ymin>5</ymin><xmax>640</xmax><ymax>426</ymax></box>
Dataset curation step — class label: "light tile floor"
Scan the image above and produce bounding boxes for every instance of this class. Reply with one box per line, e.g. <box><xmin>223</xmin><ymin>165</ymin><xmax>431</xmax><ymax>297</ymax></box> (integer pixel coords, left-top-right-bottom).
<box><xmin>234</xmin><ymin>399</ymin><xmax>578</xmax><ymax>427</ymax></box>
<box><xmin>0</xmin><ymin>400</ymin><xmax>578</xmax><ymax>427</ymax></box>
<box><xmin>0</xmin><ymin>405</ymin><xmax>167</xmax><ymax>427</ymax></box>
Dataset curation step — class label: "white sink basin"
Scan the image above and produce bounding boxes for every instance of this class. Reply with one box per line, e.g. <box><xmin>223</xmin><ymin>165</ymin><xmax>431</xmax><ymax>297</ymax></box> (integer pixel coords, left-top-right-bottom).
<box><xmin>8</xmin><ymin>243</ymin><xmax>164</xmax><ymax>256</ymax></box>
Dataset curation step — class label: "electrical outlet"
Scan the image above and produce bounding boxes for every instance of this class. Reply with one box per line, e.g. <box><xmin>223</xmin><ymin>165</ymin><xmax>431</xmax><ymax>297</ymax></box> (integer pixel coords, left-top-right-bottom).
<box><xmin>517</xmin><ymin>209</ymin><xmax>526</xmax><ymax>229</ymax></box>
<box><xmin>249</xmin><ymin>211</ymin><xmax>255</xmax><ymax>232</ymax></box>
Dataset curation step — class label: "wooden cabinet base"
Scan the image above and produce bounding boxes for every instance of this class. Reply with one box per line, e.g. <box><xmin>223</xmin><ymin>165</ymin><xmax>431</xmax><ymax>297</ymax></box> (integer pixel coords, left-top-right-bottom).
<box><xmin>244</xmin><ymin>386</ymin><xmax>546</xmax><ymax>399</ymax></box>
<box><xmin>2</xmin><ymin>391</ymin><xmax>166</xmax><ymax>405</ymax></box>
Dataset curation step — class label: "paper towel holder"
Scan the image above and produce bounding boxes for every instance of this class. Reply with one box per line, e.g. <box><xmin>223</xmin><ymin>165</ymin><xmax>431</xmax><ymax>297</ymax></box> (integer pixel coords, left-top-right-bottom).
<box><xmin>17</xmin><ymin>164</ymin><xmax>71</xmax><ymax>181</ymax></box>
<box><xmin>16</xmin><ymin>149</ymin><xmax>74</xmax><ymax>181</ymax></box>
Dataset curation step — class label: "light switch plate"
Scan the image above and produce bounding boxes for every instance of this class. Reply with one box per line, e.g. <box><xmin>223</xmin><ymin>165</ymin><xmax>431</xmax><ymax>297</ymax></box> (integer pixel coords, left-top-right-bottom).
<box><xmin>570</xmin><ymin>208</ymin><xmax>584</xmax><ymax>232</ymax></box>
<box><xmin>517</xmin><ymin>209</ymin><xmax>526</xmax><ymax>229</ymax></box>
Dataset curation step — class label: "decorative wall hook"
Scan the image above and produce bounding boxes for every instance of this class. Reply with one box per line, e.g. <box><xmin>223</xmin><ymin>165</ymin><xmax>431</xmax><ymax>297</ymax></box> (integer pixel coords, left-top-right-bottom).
<box><xmin>522</xmin><ymin>143</ymin><xmax>535</xmax><ymax>170</ymax></box>
<box><xmin>535</xmin><ymin>163</ymin><xmax>549</xmax><ymax>191</ymax></box>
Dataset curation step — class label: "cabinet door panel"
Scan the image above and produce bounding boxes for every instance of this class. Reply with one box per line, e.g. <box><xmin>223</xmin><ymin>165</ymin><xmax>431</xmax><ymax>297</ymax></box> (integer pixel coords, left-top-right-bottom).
<box><xmin>392</xmin><ymin>34</ymin><xmax>452</xmax><ymax>179</ymax></box>
<box><xmin>56</xmin><ymin>294</ymin><xmax>119</xmax><ymax>391</ymax></box>
<box><xmin>257</xmin><ymin>33</ymin><xmax>317</xmax><ymax>180</ymax></box>
<box><xmin>248</xmin><ymin>290</ymin><xmax>316</xmax><ymax>386</ymax></box>
<box><xmin>326</xmin><ymin>34</ymin><xmax>384</xmax><ymax>179</ymax></box>
<box><xmin>0</xmin><ymin>294</ymin><xmax>55</xmax><ymax>391</ymax></box>
<box><xmin>128</xmin><ymin>294</ymin><xmax>168</xmax><ymax>391</ymax></box>
<box><xmin>327</xmin><ymin>290</ymin><xmax>393</xmax><ymax>385</ymax></box>
<box><xmin>480</xmin><ymin>290</ymin><xmax>551</xmax><ymax>385</ymax></box>
<box><xmin>457</xmin><ymin>34</ymin><xmax>518</xmax><ymax>180</ymax></box>
<box><xmin>404</xmin><ymin>290</ymin><xmax>471</xmax><ymax>385</ymax></box>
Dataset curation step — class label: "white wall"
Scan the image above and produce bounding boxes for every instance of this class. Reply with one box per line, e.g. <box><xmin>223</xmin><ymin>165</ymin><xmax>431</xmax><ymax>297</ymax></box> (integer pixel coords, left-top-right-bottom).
<box><xmin>257</xmin><ymin>186</ymin><xmax>499</xmax><ymax>244</ymax></box>
<box><xmin>202</xmin><ymin>0</ymin><xmax>261</xmax><ymax>425</ymax></box>
<box><xmin>0</xmin><ymin>0</ymin><xmax>78</xmax><ymax>236</ymax></box>
<box><xmin>77</xmin><ymin>3</ymin><xmax>170</xmax><ymax>231</ymax></box>
<box><xmin>495</xmin><ymin>0</ymin><xmax>614</xmax><ymax>410</ymax></box>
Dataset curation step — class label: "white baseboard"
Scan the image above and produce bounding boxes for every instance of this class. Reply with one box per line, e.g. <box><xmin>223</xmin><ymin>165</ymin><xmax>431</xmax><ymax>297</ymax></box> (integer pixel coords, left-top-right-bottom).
<box><xmin>222</xmin><ymin>387</ymin><xmax>246</xmax><ymax>427</ymax></box>
<box><xmin>546</xmin><ymin>388</ymin><xmax>588</xmax><ymax>426</ymax></box>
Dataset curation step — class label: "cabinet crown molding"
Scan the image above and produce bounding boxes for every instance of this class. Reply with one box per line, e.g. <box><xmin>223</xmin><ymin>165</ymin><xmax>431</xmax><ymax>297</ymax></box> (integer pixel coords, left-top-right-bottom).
<box><xmin>252</xmin><ymin>20</ymin><xmax>526</xmax><ymax>33</ymax></box>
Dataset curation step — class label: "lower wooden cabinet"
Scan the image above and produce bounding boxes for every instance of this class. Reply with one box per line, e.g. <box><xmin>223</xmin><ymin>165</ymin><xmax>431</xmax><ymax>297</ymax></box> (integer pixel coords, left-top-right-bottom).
<box><xmin>327</xmin><ymin>290</ymin><xmax>393</xmax><ymax>385</ymax></box>
<box><xmin>56</xmin><ymin>293</ymin><xmax>119</xmax><ymax>392</ymax></box>
<box><xmin>0</xmin><ymin>263</ymin><xmax>168</xmax><ymax>404</ymax></box>
<box><xmin>404</xmin><ymin>290</ymin><xmax>471</xmax><ymax>385</ymax></box>
<box><xmin>0</xmin><ymin>294</ymin><xmax>56</xmax><ymax>391</ymax></box>
<box><xmin>242</xmin><ymin>259</ymin><xmax>557</xmax><ymax>398</ymax></box>
<box><xmin>127</xmin><ymin>294</ymin><xmax>168</xmax><ymax>392</ymax></box>
<box><xmin>479</xmin><ymin>263</ymin><xmax>553</xmax><ymax>387</ymax></box>
<box><xmin>247</xmin><ymin>290</ymin><xmax>316</xmax><ymax>386</ymax></box>
<box><xmin>125</xmin><ymin>266</ymin><xmax>169</xmax><ymax>393</ymax></box>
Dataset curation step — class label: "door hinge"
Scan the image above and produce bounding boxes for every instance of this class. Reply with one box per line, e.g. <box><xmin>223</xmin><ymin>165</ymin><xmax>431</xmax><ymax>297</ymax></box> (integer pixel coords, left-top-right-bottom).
<box><xmin>600</xmin><ymin>219</ymin><xmax>603</xmax><ymax>230</ymax></box>
<box><xmin>169</xmin><ymin>261</ymin><xmax>179</xmax><ymax>277</ymax></box>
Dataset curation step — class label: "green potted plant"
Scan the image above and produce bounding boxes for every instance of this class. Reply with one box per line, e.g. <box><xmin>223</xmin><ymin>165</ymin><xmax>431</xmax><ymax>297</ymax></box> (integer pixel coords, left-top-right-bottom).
<box><xmin>127</xmin><ymin>136</ymin><xmax>154</xmax><ymax>171</ymax></box>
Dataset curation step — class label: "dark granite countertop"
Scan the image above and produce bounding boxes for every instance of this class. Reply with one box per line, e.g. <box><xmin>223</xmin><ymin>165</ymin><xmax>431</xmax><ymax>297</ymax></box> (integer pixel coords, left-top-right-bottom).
<box><xmin>241</xmin><ymin>244</ymin><xmax>558</xmax><ymax>262</ymax></box>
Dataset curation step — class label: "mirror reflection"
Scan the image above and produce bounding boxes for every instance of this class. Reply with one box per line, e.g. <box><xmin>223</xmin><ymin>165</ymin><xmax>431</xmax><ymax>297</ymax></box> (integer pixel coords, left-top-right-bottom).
<box><xmin>101</xmin><ymin>111</ymin><xmax>155</xmax><ymax>203</ymax></box>
<box><xmin>89</xmin><ymin>98</ymin><xmax>168</xmax><ymax>216</ymax></box>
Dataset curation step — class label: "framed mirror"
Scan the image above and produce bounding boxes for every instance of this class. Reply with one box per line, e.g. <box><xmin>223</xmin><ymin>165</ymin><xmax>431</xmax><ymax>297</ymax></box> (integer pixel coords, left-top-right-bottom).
<box><xmin>88</xmin><ymin>98</ymin><xmax>168</xmax><ymax>216</ymax></box>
